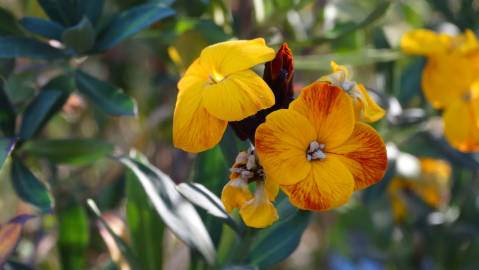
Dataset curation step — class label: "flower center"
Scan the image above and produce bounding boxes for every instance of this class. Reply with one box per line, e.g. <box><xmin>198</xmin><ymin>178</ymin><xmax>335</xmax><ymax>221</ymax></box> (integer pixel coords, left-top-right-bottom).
<box><xmin>306</xmin><ymin>141</ymin><xmax>326</xmax><ymax>161</ymax></box>
<box><xmin>209</xmin><ymin>70</ymin><xmax>225</xmax><ymax>84</ymax></box>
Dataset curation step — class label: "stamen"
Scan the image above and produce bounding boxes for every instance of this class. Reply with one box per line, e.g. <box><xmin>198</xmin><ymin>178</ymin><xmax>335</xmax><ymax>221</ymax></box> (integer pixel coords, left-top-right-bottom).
<box><xmin>307</xmin><ymin>140</ymin><xmax>326</xmax><ymax>161</ymax></box>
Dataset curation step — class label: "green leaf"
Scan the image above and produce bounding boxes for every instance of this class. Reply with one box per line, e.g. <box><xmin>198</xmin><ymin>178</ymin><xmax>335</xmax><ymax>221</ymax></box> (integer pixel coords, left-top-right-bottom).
<box><xmin>19</xmin><ymin>88</ymin><xmax>70</xmax><ymax>141</ymax></box>
<box><xmin>0</xmin><ymin>138</ymin><xmax>16</xmax><ymax>169</ymax></box>
<box><xmin>0</xmin><ymin>37</ymin><xmax>67</xmax><ymax>59</ymax></box>
<box><xmin>94</xmin><ymin>4</ymin><xmax>175</xmax><ymax>51</ymax></box>
<box><xmin>126</xmin><ymin>170</ymin><xmax>164</xmax><ymax>270</ymax></box>
<box><xmin>3</xmin><ymin>260</ymin><xmax>35</xmax><ymax>270</ymax></box>
<box><xmin>87</xmin><ymin>199</ymin><xmax>140</xmax><ymax>270</ymax></box>
<box><xmin>11</xmin><ymin>159</ymin><xmax>53</xmax><ymax>211</ymax></box>
<box><xmin>77</xmin><ymin>0</ymin><xmax>104</xmax><ymax>25</ymax></box>
<box><xmin>0</xmin><ymin>215</ymin><xmax>35</xmax><ymax>265</ymax></box>
<box><xmin>0</xmin><ymin>7</ymin><xmax>23</xmax><ymax>36</ymax></box>
<box><xmin>245</xmin><ymin>200</ymin><xmax>311</xmax><ymax>269</ymax></box>
<box><xmin>62</xmin><ymin>17</ymin><xmax>95</xmax><ymax>54</ymax></box>
<box><xmin>22</xmin><ymin>139</ymin><xmax>113</xmax><ymax>165</ymax></box>
<box><xmin>37</xmin><ymin>0</ymin><xmax>70</xmax><ymax>25</ymax></box>
<box><xmin>58</xmin><ymin>202</ymin><xmax>90</xmax><ymax>270</ymax></box>
<box><xmin>0</xmin><ymin>81</ymin><xmax>15</xmax><ymax>136</ymax></box>
<box><xmin>20</xmin><ymin>17</ymin><xmax>64</xmax><ymax>40</ymax></box>
<box><xmin>0</xmin><ymin>59</ymin><xmax>15</xmax><ymax>79</ymax></box>
<box><xmin>120</xmin><ymin>153</ymin><xmax>215</xmax><ymax>264</ymax></box>
<box><xmin>75</xmin><ymin>70</ymin><xmax>137</xmax><ymax>116</ymax></box>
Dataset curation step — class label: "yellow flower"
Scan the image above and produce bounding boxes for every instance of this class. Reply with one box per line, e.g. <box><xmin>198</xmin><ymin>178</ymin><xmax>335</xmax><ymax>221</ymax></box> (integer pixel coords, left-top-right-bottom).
<box><xmin>388</xmin><ymin>158</ymin><xmax>452</xmax><ymax>222</ymax></box>
<box><xmin>221</xmin><ymin>177</ymin><xmax>253</xmax><ymax>213</ymax></box>
<box><xmin>173</xmin><ymin>38</ymin><xmax>276</xmax><ymax>153</ymax></box>
<box><xmin>255</xmin><ymin>81</ymin><xmax>388</xmax><ymax>211</ymax></box>
<box><xmin>401</xmin><ymin>29</ymin><xmax>479</xmax><ymax>152</ymax></box>
<box><xmin>239</xmin><ymin>182</ymin><xmax>279</xmax><ymax>228</ymax></box>
<box><xmin>319</xmin><ymin>61</ymin><xmax>385</xmax><ymax>122</ymax></box>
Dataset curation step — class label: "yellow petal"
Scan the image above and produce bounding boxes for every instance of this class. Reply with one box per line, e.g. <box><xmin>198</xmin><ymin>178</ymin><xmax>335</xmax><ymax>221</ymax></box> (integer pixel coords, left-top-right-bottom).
<box><xmin>239</xmin><ymin>183</ymin><xmax>279</xmax><ymax>228</ymax></box>
<box><xmin>200</xmin><ymin>38</ymin><xmax>275</xmax><ymax>76</ymax></box>
<box><xmin>456</xmin><ymin>29</ymin><xmax>479</xmax><ymax>54</ymax></box>
<box><xmin>221</xmin><ymin>178</ymin><xmax>253</xmax><ymax>213</ymax></box>
<box><xmin>356</xmin><ymin>84</ymin><xmax>385</xmax><ymax>122</ymax></box>
<box><xmin>255</xmin><ymin>109</ymin><xmax>316</xmax><ymax>185</ymax></box>
<box><xmin>173</xmin><ymin>83</ymin><xmax>227</xmax><ymax>153</ymax></box>
<box><xmin>387</xmin><ymin>178</ymin><xmax>410</xmax><ymax>222</ymax></box>
<box><xmin>400</xmin><ymin>29</ymin><xmax>452</xmax><ymax>55</ymax></box>
<box><xmin>329</xmin><ymin>122</ymin><xmax>387</xmax><ymax>190</ymax></box>
<box><xmin>177</xmin><ymin>59</ymin><xmax>209</xmax><ymax>91</ymax></box>
<box><xmin>443</xmin><ymin>94</ymin><xmax>479</xmax><ymax>152</ymax></box>
<box><xmin>282</xmin><ymin>156</ymin><xmax>354</xmax><ymax>211</ymax></box>
<box><xmin>264</xmin><ymin>176</ymin><xmax>279</xmax><ymax>201</ymax></box>
<box><xmin>422</xmin><ymin>55</ymin><xmax>473</xmax><ymax>109</ymax></box>
<box><xmin>290</xmin><ymin>82</ymin><xmax>355</xmax><ymax>149</ymax></box>
<box><xmin>202</xmin><ymin>70</ymin><xmax>274</xmax><ymax>121</ymax></box>
<box><xmin>411</xmin><ymin>158</ymin><xmax>451</xmax><ymax>208</ymax></box>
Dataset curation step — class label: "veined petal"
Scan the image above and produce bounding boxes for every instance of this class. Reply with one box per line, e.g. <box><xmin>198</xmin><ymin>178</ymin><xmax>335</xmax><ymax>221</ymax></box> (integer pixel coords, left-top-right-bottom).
<box><xmin>255</xmin><ymin>109</ymin><xmax>316</xmax><ymax>185</ymax></box>
<box><xmin>202</xmin><ymin>70</ymin><xmax>275</xmax><ymax>121</ymax></box>
<box><xmin>422</xmin><ymin>55</ymin><xmax>473</xmax><ymax>109</ymax></box>
<box><xmin>200</xmin><ymin>38</ymin><xmax>275</xmax><ymax>76</ymax></box>
<box><xmin>290</xmin><ymin>82</ymin><xmax>355</xmax><ymax>149</ymax></box>
<box><xmin>329</xmin><ymin>123</ymin><xmax>388</xmax><ymax>190</ymax></box>
<box><xmin>400</xmin><ymin>29</ymin><xmax>451</xmax><ymax>55</ymax></box>
<box><xmin>282</xmin><ymin>156</ymin><xmax>354</xmax><ymax>211</ymax></box>
<box><xmin>221</xmin><ymin>178</ymin><xmax>253</xmax><ymax>213</ymax></box>
<box><xmin>173</xmin><ymin>83</ymin><xmax>227</xmax><ymax>153</ymax></box>
<box><xmin>356</xmin><ymin>84</ymin><xmax>385</xmax><ymax>122</ymax></box>
<box><xmin>178</xmin><ymin>59</ymin><xmax>209</xmax><ymax>91</ymax></box>
<box><xmin>443</xmin><ymin>94</ymin><xmax>479</xmax><ymax>152</ymax></box>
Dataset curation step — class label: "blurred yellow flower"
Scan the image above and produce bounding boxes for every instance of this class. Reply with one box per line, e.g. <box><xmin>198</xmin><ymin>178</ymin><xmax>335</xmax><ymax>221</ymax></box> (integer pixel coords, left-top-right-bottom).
<box><xmin>388</xmin><ymin>158</ymin><xmax>452</xmax><ymax>222</ymax></box>
<box><xmin>173</xmin><ymin>38</ymin><xmax>276</xmax><ymax>153</ymax></box>
<box><xmin>320</xmin><ymin>61</ymin><xmax>385</xmax><ymax>122</ymax></box>
<box><xmin>255</xmin><ymin>82</ymin><xmax>387</xmax><ymax>211</ymax></box>
<box><xmin>401</xmin><ymin>29</ymin><xmax>479</xmax><ymax>152</ymax></box>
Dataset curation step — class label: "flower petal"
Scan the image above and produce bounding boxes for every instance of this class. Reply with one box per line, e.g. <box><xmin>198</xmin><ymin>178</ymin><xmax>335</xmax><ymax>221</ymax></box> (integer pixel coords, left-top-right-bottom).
<box><xmin>202</xmin><ymin>70</ymin><xmax>275</xmax><ymax>121</ymax></box>
<box><xmin>356</xmin><ymin>84</ymin><xmax>385</xmax><ymax>122</ymax></box>
<box><xmin>290</xmin><ymin>82</ymin><xmax>355</xmax><ymax>149</ymax></box>
<box><xmin>328</xmin><ymin>123</ymin><xmax>388</xmax><ymax>190</ymax></box>
<box><xmin>282</xmin><ymin>156</ymin><xmax>354</xmax><ymax>211</ymax></box>
<box><xmin>255</xmin><ymin>109</ymin><xmax>316</xmax><ymax>185</ymax></box>
<box><xmin>178</xmin><ymin>59</ymin><xmax>209</xmax><ymax>91</ymax></box>
<box><xmin>400</xmin><ymin>29</ymin><xmax>451</xmax><ymax>55</ymax></box>
<box><xmin>264</xmin><ymin>176</ymin><xmax>279</xmax><ymax>201</ymax></box>
<box><xmin>221</xmin><ymin>178</ymin><xmax>253</xmax><ymax>213</ymax></box>
<box><xmin>239</xmin><ymin>191</ymin><xmax>279</xmax><ymax>229</ymax></box>
<box><xmin>173</xmin><ymin>83</ymin><xmax>227</xmax><ymax>153</ymax></box>
<box><xmin>200</xmin><ymin>38</ymin><xmax>275</xmax><ymax>76</ymax></box>
<box><xmin>443</xmin><ymin>94</ymin><xmax>479</xmax><ymax>152</ymax></box>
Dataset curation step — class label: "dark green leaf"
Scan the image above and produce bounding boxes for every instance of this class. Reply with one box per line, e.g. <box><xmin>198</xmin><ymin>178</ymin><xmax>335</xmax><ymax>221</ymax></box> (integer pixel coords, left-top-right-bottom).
<box><xmin>0</xmin><ymin>81</ymin><xmax>15</xmax><ymax>136</ymax></box>
<box><xmin>11</xmin><ymin>159</ymin><xmax>53</xmax><ymax>211</ymax></box>
<box><xmin>87</xmin><ymin>199</ymin><xmax>140</xmax><ymax>270</ymax></box>
<box><xmin>246</xmin><ymin>200</ymin><xmax>311</xmax><ymax>269</ymax></box>
<box><xmin>94</xmin><ymin>4</ymin><xmax>175</xmax><ymax>51</ymax></box>
<box><xmin>77</xmin><ymin>0</ymin><xmax>104</xmax><ymax>25</ymax></box>
<box><xmin>20</xmin><ymin>17</ymin><xmax>64</xmax><ymax>40</ymax></box>
<box><xmin>126</xmin><ymin>170</ymin><xmax>164</xmax><ymax>270</ymax></box>
<box><xmin>75</xmin><ymin>70</ymin><xmax>137</xmax><ymax>116</ymax></box>
<box><xmin>58</xmin><ymin>202</ymin><xmax>89</xmax><ymax>270</ymax></box>
<box><xmin>0</xmin><ymin>37</ymin><xmax>66</xmax><ymax>59</ymax></box>
<box><xmin>0</xmin><ymin>59</ymin><xmax>15</xmax><ymax>79</ymax></box>
<box><xmin>0</xmin><ymin>138</ymin><xmax>16</xmax><ymax>169</ymax></box>
<box><xmin>120</xmin><ymin>154</ymin><xmax>215</xmax><ymax>264</ymax></box>
<box><xmin>0</xmin><ymin>215</ymin><xmax>35</xmax><ymax>265</ymax></box>
<box><xmin>62</xmin><ymin>17</ymin><xmax>95</xmax><ymax>54</ymax></box>
<box><xmin>37</xmin><ymin>0</ymin><xmax>70</xmax><ymax>25</ymax></box>
<box><xmin>0</xmin><ymin>7</ymin><xmax>23</xmax><ymax>36</ymax></box>
<box><xmin>22</xmin><ymin>139</ymin><xmax>113</xmax><ymax>165</ymax></box>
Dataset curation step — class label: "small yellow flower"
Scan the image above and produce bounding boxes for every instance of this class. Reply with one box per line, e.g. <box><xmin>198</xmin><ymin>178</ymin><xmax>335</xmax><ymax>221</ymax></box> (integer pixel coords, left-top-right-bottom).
<box><xmin>239</xmin><ymin>182</ymin><xmax>279</xmax><ymax>228</ymax></box>
<box><xmin>173</xmin><ymin>38</ymin><xmax>276</xmax><ymax>153</ymax></box>
<box><xmin>255</xmin><ymin>82</ymin><xmax>388</xmax><ymax>211</ymax></box>
<box><xmin>319</xmin><ymin>61</ymin><xmax>385</xmax><ymax>122</ymax></box>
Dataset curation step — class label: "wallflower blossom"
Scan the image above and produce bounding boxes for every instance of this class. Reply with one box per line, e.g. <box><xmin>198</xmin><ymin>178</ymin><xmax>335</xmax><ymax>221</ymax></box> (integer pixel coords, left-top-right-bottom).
<box><xmin>388</xmin><ymin>158</ymin><xmax>452</xmax><ymax>222</ymax></box>
<box><xmin>173</xmin><ymin>38</ymin><xmax>276</xmax><ymax>153</ymax></box>
<box><xmin>401</xmin><ymin>29</ymin><xmax>479</xmax><ymax>152</ymax></box>
<box><xmin>255</xmin><ymin>81</ymin><xmax>387</xmax><ymax>211</ymax></box>
<box><xmin>319</xmin><ymin>61</ymin><xmax>385</xmax><ymax>122</ymax></box>
<box><xmin>221</xmin><ymin>149</ymin><xmax>279</xmax><ymax>228</ymax></box>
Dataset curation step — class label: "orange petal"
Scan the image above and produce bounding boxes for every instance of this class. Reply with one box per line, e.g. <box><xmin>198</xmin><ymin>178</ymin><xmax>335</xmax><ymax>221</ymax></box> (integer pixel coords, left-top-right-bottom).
<box><xmin>400</xmin><ymin>29</ymin><xmax>452</xmax><ymax>56</ymax></box>
<box><xmin>443</xmin><ymin>94</ymin><xmax>479</xmax><ymax>152</ymax></box>
<box><xmin>282</xmin><ymin>156</ymin><xmax>354</xmax><ymax>211</ymax></box>
<box><xmin>255</xmin><ymin>109</ymin><xmax>316</xmax><ymax>185</ymax></box>
<box><xmin>173</xmin><ymin>83</ymin><xmax>227</xmax><ymax>153</ymax></box>
<box><xmin>290</xmin><ymin>82</ymin><xmax>355</xmax><ymax>149</ymax></box>
<box><xmin>329</xmin><ymin>122</ymin><xmax>388</xmax><ymax>190</ymax></box>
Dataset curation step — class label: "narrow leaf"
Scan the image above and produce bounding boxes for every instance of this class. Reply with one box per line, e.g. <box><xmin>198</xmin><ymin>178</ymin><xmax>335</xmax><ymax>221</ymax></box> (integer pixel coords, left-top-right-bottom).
<box><xmin>20</xmin><ymin>17</ymin><xmax>64</xmax><ymax>40</ymax></box>
<box><xmin>22</xmin><ymin>139</ymin><xmax>113</xmax><ymax>165</ymax></box>
<box><xmin>177</xmin><ymin>183</ymin><xmax>229</xmax><ymax>220</ymax></box>
<box><xmin>0</xmin><ymin>8</ymin><xmax>23</xmax><ymax>36</ymax></box>
<box><xmin>75</xmin><ymin>70</ymin><xmax>137</xmax><ymax>116</ymax></box>
<box><xmin>120</xmin><ymin>154</ymin><xmax>215</xmax><ymax>264</ymax></box>
<box><xmin>37</xmin><ymin>0</ymin><xmax>69</xmax><ymax>25</ymax></box>
<box><xmin>11</xmin><ymin>160</ymin><xmax>53</xmax><ymax>211</ymax></box>
<box><xmin>0</xmin><ymin>81</ymin><xmax>15</xmax><ymax>136</ymax></box>
<box><xmin>0</xmin><ymin>215</ymin><xmax>35</xmax><ymax>265</ymax></box>
<box><xmin>0</xmin><ymin>37</ymin><xmax>66</xmax><ymax>59</ymax></box>
<box><xmin>94</xmin><ymin>4</ymin><xmax>175</xmax><ymax>51</ymax></box>
<box><xmin>58</xmin><ymin>202</ymin><xmax>89</xmax><ymax>270</ymax></box>
<box><xmin>62</xmin><ymin>17</ymin><xmax>95</xmax><ymax>53</ymax></box>
<box><xmin>0</xmin><ymin>138</ymin><xmax>15</xmax><ymax>169</ymax></box>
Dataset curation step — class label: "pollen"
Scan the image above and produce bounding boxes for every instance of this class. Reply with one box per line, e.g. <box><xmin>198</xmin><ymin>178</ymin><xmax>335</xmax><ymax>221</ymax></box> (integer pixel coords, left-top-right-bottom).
<box><xmin>306</xmin><ymin>141</ymin><xmax>326</xmax><ymax>161</ymax></box>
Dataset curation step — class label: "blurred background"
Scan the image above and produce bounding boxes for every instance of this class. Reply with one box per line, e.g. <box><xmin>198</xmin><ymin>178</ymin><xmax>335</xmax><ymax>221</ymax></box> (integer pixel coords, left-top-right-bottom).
<box><xmin>1</xmin><ymin>0</ymin><xmax>479</xmax><ymax>269</ymax></box>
